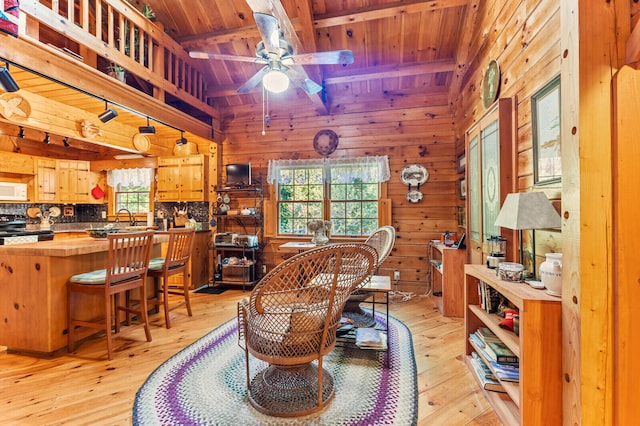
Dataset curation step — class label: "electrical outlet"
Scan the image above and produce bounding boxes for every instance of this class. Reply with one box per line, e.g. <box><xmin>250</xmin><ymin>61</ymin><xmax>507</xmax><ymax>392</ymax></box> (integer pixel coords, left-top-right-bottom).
<box><xmin>262</xmin><ymin>265</ymin><xmax>267</xmax><ymax>274</ymax></box>
<box><xmin>394</xmin><ymin>270</ymin><xmax>400</xmax><ymax>281</ymax></box>
<box><xmin>101</xmin><ymin>210</ymin><xmax>107</xmax><ymax>219</ymax></box>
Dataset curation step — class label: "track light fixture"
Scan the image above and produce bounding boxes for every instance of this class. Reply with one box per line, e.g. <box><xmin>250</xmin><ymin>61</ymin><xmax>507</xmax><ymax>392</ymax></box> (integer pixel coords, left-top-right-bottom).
<box><xmin>63</xmin><ymin>137</ymin><xmax>70</xmax><ymax>147</ymax></box>
<box><xmin>17</xmin><ymin>126</ymin><xmax>24</xmax><ymax>139</ymax></box>
<box><xmin>138</xmin><ymin>116</ymin><xmax>156</xmax><ymax>135</ymax></box>
<box><xmin>98</xmin><ymin>101</ymin><xmax>118</xmax><ymax>123</ymax></box>
<box><xmin>0</xmin><ymin>66</ymin><xmax>19</xmax><ymax>92</ymax></box>
<box><xmin>43</xmin><ymin>133</ymin><xmax>50</xmax><ymax>144</ymax></box>
<box><xmin>176</xmin><ymin>131</ymin><xmax>188</xmax><ymax>145</ymax></box>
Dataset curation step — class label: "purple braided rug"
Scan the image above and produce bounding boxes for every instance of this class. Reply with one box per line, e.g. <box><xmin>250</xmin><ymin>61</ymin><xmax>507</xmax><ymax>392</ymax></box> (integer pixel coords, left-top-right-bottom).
<box><xmin>133</xmin><ymin>310</ymin><xmax>417</xmax><ymax>425</ymax></box>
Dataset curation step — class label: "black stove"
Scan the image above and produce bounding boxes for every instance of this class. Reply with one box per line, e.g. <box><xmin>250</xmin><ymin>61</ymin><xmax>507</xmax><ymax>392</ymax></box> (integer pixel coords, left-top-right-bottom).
<box><xmin>0</xmin><ymin>218</ymin><xmax>54</xmax><ymax>245</ymax></box>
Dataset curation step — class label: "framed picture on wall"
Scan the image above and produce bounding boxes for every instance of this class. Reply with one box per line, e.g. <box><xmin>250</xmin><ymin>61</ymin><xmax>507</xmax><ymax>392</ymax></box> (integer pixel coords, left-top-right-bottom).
<box><xmin>458</xmin><ymin>177</ymin><xmax>467</xmax><ymax>199</ymax></box>
<box><xmin>456</xmin><ymin>152</ymin><xmax>466</xmax><ymax>173</ymax></box>
<box><xmin>532</xmin><ymin>75</ymin><xmax>561</xmax><ymax>184</ymax></box>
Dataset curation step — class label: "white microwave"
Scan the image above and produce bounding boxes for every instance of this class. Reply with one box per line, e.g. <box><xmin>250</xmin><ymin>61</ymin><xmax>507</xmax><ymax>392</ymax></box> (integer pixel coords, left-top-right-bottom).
<box><xmin>0</xmin><ymin>182</ymin><xmax>28</xmax><ymax>201</ymax></box>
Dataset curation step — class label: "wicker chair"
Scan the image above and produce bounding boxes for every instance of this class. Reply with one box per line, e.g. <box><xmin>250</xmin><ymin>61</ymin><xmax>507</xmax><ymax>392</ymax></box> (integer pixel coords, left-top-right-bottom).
<box><xmin>237</xmin><ymin>243</ymin><xmax>377</xmax><ymax>417</ymax></box>
<box><xmin>342</xmin><ymin>225</ymin><xmax>396</xmax><ymax>327</ymax></box>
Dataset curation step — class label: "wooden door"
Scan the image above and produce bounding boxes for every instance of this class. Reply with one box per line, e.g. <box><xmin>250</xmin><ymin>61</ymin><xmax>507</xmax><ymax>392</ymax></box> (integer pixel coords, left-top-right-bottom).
<box><xmin>465</xmin><ymin>99</ymin><xmax>516</xmax><ymax>265</ymax></box>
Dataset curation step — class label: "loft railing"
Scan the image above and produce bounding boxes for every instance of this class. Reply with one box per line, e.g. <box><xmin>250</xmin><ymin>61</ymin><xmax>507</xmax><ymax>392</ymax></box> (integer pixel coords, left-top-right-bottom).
<box><xmin>19</xmin><ymin>0</ymin><xmax>213</xmax><ymax>117</ymax></box>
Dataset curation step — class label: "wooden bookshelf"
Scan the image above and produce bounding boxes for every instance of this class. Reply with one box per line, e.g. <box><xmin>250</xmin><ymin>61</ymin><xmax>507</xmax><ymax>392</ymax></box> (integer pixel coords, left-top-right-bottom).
<box><xmin>429</xmin><ymin>243</ymin><xmax>466</xmax><ymax>317</ymax></box>
<box><xmin>464</xmin><ymin>264</ymin><xmax>562</xmax><ymax>425</ymax></box>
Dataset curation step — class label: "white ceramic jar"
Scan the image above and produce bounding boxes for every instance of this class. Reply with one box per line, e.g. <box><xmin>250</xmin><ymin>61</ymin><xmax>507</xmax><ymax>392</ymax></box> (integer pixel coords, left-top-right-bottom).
<box><xmin>540</xmin><ymin>253</ymin><xmax>562</xmax><ymax>296</ymax></box>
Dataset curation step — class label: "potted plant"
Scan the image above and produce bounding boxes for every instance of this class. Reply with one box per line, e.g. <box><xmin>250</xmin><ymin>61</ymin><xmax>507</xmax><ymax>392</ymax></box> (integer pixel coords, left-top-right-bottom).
<box><xmin>107</xmin><ymin>64</ymin><xmax>126</xmax><ymax>82</ymax></box>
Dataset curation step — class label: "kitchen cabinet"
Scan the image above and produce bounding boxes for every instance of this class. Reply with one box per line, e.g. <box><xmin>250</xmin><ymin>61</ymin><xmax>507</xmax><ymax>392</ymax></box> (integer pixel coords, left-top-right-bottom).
<box><xmin>164</xmin><ymin>230</ymin><xmax>211</xmax><ymax>290</ymax></box>
<box><xmin>57</xmin><ymin>160</ymin><xmax>90</xmax><ymax>203</ymax></box>
<box><xmin>35</xmin><ymin>158</ymin><xmax>57</xmax><ymax>202</ymax></box>
<box><xmin>464</xmin><ymin>264</ymin><xmax>562</xmax><ymax>425</ymax></box>
<box><xmin>0</xmin><ymin>151</ymin><xmax>34</xmax><ymax>175</ymax></box>
<box><xmin>157</xmin><ymin>154</ymin><xmax>208</xmax><ymax>201</ymax></box>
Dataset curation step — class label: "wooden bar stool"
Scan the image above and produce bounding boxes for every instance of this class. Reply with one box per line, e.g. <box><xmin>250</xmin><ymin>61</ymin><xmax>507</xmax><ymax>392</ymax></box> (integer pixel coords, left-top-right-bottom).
<box><xmin>147</xmin><ymin>228</ymin><xmax>196</xmax><ymax>328</ymax></box>
<box><xmin>67</xmin><ymin>231</ymin><xmax>155</xmax><ymax>360</ymax></box>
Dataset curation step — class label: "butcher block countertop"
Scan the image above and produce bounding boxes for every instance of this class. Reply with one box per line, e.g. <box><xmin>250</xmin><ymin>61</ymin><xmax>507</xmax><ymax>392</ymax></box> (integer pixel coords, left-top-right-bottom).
<box><xmin>0</xmin><ymin>234</ymin><xmax>169</xmax><ymax>257</ymax></box>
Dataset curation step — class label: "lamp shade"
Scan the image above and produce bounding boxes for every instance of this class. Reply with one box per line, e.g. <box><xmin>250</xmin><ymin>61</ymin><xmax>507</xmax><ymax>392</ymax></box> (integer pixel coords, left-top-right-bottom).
<box><xmin>494</xmin><ymin>192</ymin><xmax>561</xmax><ymax>230</ymax></box>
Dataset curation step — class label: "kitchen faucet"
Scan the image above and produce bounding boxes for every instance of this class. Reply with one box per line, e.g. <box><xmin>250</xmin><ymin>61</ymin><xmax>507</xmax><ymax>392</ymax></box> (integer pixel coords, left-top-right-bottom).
<box><xmin>116</xmin><ymin>208</ymin><xmax>136</xmax><ymax>226</ymax></box>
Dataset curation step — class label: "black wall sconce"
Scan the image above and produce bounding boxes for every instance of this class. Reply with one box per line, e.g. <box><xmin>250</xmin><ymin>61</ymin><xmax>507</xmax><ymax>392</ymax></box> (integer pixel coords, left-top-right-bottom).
<box><xmin>17</xmin><ymin>126</ymin><xmax>24</xmax><ymax>139</ymax></box>
<box><xmin>43</xmin><ymin>133</ymin><xmax>50</xmax><ymax>144</ymax></box>
<box><xmin>63</xmin><ymin>136</ymin><xmax>70</xmax><ymax>147</ymax></box>
<box><xmin>0</xmin><ymin>66</ymin><xmax>19</xmax><ymax>92</ymax></box>
<box><xmin>98</xmin><ymin>101</ymin><xmax>118</xmax><ymax>123</ymax></box>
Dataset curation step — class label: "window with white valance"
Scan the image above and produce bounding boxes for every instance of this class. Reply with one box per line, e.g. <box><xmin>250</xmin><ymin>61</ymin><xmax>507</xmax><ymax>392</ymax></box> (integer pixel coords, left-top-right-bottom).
<box><xmin>267</xmin><ymin>156</ymin><xmax>391</xmax><ymax>236</ymax></box>
<box><xmin>106</xmin><ymin>168</ymin><xmax>154</xmax><ymax>213</ymax></box>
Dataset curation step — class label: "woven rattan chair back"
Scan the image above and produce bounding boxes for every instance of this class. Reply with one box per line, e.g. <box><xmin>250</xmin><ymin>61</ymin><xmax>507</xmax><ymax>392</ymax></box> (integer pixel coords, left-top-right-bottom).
<box><xmin>147</xmin><ymin>228</ymin><xmax>195</xmax><ymax>328</ymax></box>
<box><xmin>237</xmin><ymin>243</ymin><xmax>377</xmax><ymax>417</ymax></box>
<box><xmin>68</xmin><ymin>231</ymin><xmax>155</xmax><ymax>360</ymax></box>
<box><xmin>364</xmin><ymin>225</ymin><xmax>396</xmax><ymax>271</ymax></box>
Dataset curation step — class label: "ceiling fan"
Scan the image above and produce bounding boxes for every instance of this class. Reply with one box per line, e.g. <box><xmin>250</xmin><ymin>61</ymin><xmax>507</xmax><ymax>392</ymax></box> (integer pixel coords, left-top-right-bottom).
<box><xmin>189</xmin><ymin>11</ymin><xmax>354</xmax><ymax>95</ymax></box>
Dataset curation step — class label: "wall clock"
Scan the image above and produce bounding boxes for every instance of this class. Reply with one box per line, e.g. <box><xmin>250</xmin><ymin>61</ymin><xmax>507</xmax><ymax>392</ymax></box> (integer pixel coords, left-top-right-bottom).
<box><xmin>313</xmin><ymin>129</ymin><xmax>339</xmax><ymax>156</ymax></box>
<box><xmin>482</xmin><ymin>60</ymin><xmax>501</xmax><ymax>109</ymax></box>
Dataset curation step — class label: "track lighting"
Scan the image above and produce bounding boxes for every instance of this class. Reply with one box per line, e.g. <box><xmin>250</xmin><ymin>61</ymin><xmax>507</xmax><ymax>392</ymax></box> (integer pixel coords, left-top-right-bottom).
<box><xmin>98</xmin><ymin>101</ymin><xmax>118</xmax><ymax>123</ymax></box>
<box><xmin>138</xmin><ymin>117</ymin><xmax>155</xmax><ymax>135</ymax></box>
<box><xmin>43</xmin><ymin>133</ymin><xmax>50</xmax><ymax>144</ymax></box>
<box><xmin>176</xmin><ymin>131</ymin><xmax>188</xmax><ymax>145</ymax></box>
<box><xmin>0</xmin><ymin>66</ymin><xmax>19</xmax><ymax>92</ymax></box>
<box><xmin>63</xmin><ymin>137</ymin><xmax>70</xmax><ymax>147</ymax></box>
<box><xmin>17</xmin><ymin>126</ymin><xmax>24</xmax><ymax>139</ymax></box>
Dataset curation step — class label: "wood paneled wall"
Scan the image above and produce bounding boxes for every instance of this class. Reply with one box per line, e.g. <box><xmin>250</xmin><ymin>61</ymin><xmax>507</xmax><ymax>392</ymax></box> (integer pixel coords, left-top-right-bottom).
<box><xmin>221</xmin><ymin>94</ymin><xmax>459</xmax><ymax>293</ymax></box>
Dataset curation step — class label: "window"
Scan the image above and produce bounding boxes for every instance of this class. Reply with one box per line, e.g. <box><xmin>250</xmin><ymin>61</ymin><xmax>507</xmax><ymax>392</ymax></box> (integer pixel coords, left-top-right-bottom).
<box><xmin>268</xmin><ymin>157</ymin><xmax>390</xmax><ymax>237</ymax></box>
<box><xmin>107</xmin><ymin>168</ymin><xmax>153</xmax><ymax>214</ymax></box>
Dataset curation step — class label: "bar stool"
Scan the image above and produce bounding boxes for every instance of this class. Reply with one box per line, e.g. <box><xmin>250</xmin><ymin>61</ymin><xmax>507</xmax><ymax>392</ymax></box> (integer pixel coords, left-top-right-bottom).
<box><xmin>147</xmin><ymin>228</ymin><xmax>196</xmax><ymax>328</ymax></box>
<box><xmin>67</xmin><ymin>231</ymin><xmax>155</xmax><ymax>360</ymax></box>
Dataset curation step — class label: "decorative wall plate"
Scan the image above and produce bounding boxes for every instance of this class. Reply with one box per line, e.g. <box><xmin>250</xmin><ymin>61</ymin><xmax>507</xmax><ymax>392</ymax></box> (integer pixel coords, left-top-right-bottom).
<box><xmin>405</xmin><ymin>189</ymin><xmax>423</xmax><ymax>203</ymax></box>
<box><xmin>133</xmin><ymin>133</ymin><xmax>151</xmax><ymax>152</ymax></box>
<box><xmin>400</xmin><ymin>164</ymin><xmax>429</xmax><ymax>187</ymax></box>
<box><xmin>49</xmin><ymin>206</ymin><xmax>62</xmax><ymax>218</ymax></box>
<box><xmin>0</xmin><ymin>93</ymin><xmax>31</xmax><ymax>121</ymax></box>
<box><xmin>482</xmin><ymin>59</ymin><xmax>501</xmax><ymax>109</ymax></box>
<box><xmin>313</xmin><ymin>129</ymin><xmax>339</xmax><ymax>156</ymax></box>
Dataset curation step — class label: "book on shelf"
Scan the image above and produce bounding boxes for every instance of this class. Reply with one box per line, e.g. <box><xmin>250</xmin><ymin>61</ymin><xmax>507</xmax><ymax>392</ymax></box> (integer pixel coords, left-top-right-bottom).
<box><xmin>476</xmin><ymin>326</ymin><xmax>501</xmax><ymax>344</ymax></box>
<box><xmin>485</xmin><ymin>340</ymin><xmax>519</xmax><ymax>365</ymax></box>
<box><xmin>469</xmin><ymin>357</ymin><xmax>506</xmax><ymax>393</ymax></box>
<box><xmin>489</xmin><ymin>360</ymin><xmax>520</xmax><ymax>382</ymax></box>
<box><xmin>469</xmin><ymin>333</ymin><xmax>485</xmax><ymax>349</ymax></box>
<box><xmin>471</xmin><ymin>352</ymin><xmax>496</xmax><ymax>380</ymax></box>
<box><xmin>477</xmin><ymin>280</ymin><xmax>501</xmax><ymax>313</ymax></box>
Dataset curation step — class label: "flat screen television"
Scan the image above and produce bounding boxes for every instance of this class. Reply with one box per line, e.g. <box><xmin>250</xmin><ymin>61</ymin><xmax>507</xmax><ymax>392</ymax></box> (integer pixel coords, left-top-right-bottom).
<box><xmin>225</xmin><ymin>163</ymin><xmax>251</xmax><ymax>187</ymax></box>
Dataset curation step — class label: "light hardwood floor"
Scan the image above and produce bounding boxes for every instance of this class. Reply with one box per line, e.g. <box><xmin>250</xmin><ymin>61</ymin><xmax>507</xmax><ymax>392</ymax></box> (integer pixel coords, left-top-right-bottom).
<box><xmin>0</xmin><ymin>289</ymin><xmax>501</xmax><ymax>425</ymax></box>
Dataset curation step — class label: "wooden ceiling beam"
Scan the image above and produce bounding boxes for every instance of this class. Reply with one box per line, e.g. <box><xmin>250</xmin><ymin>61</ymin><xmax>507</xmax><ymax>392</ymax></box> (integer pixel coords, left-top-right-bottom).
<box><xmin>180</xmin><ymin>0</ymin><xmax>468</xmax><ymax>49</ymax></box>
<box><xmin>324</xmin><ymin>59</ymin><xmax>456</xmax><ymax>85</ymax></box>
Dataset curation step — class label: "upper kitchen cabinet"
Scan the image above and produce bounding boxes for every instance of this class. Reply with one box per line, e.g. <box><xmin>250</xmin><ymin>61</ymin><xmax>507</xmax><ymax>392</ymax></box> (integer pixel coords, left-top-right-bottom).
<box><xmin>157</xmin><ymin>154</ymin><xmax>209</xmax><ymax>202</ymax></box>
<box><xmin>35</xmin><ymin>158</ymin><xmax>57</xmax><ymax>203</ymax></box>
<box><xmin>57</xmin><ymin>160</ymin><xmax>90</xmax><ymax>203</ymax></box>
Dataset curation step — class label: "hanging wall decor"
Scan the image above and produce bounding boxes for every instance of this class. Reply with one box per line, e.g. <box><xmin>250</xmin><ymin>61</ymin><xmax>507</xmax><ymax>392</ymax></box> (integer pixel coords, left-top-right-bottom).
<box><xmin>400</xmin><ymin>164</ymin><xmax>429</xmax><ymax>203</ymax></box>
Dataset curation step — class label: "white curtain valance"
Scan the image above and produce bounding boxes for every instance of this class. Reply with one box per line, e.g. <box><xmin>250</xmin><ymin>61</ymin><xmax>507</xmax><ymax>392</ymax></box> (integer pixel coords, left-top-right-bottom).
<box><xmin>267</xmin><ymin>156</ymin><xmax>391</xmax><ymax>184</ymax></box>
<box><xmin>107</xmin><ymin>168</ymin><xmax>153</xmax><ymax>188</ymax></box>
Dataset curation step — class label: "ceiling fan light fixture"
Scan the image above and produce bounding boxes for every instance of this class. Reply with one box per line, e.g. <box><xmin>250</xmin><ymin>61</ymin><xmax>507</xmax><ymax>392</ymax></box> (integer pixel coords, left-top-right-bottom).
<box><xmin>263</xmin><ymin>69</ymin><xmax>289</xmax><ymax>93</ymax></box>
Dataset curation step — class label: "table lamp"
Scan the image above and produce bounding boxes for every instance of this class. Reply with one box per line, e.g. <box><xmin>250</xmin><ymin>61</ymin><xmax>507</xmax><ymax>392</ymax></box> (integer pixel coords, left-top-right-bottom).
<box><xmin>494</xmin><ymin>192</ymin><xmax>561</xmax><ymax>278</ymax></box>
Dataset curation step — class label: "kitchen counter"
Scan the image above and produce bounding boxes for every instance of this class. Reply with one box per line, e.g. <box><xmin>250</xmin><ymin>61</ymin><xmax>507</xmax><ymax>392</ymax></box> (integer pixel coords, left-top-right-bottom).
<box><xmin>0</xmin><ymin>234</ymin><xmax>169</xmax><ymax>355</ymax></box>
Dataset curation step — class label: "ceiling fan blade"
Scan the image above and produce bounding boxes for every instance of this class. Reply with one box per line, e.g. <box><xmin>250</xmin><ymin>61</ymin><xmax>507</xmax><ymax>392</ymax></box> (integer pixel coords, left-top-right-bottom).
<box><xmin>253</xmin><ymin>12</ymin><xmax>280</xmax><ymax>54</ymax></box>
<box><xmin>189</xmin><ymin>51</ymin><xmax>265</xmax><ymax>64</ymax></box>
<box><xmin>286</xmin><ymin>66</ymin><xmax>322</xmax><ymax>94</ymax></box>
<box><xmin>246</xmin><ymin>0</ymin><xmax>303</xmax><ymax>54</ymax></box>
<box><xmin>237</xmin><ymin>66</ymin><xmax>269</xmax><ymax>94</ymax></box>
<box><xmin>289</xmin><ymin>50</ymin><xmax>355</xmax><ymax>65</ymax></box>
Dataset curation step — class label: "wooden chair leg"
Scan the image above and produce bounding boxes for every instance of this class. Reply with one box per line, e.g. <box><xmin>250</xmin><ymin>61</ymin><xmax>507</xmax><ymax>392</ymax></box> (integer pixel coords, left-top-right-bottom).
<box><xmin>163</xmin><ymin>277</ymin><xmax>171</xmax><ymax>329</ymax></box>
<box><xmin>105</xmin><ymin>292</ymin><xmax>114</xmax><ymax>361</ymax></box>
<box><xmin>183</xmin><ymin>273</ymin><xmax>192</xmax><ymax>317</ymax></box>
<box><xmin>67</xmin><ymin>286</ymin><xmax>75</xmax><ymax>353</ymax></box>
<box><xmin>140</xmin><ymin>285</ymin><xmax>152</xmax><ymax>342</ymax></box>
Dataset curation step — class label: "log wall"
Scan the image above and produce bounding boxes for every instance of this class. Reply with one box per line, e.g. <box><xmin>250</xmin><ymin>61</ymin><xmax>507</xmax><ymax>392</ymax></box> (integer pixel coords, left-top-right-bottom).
<box><xmin>221</xmin><ymin>93</ymin><xmax>458</xmax><ymax>293</ymax></box>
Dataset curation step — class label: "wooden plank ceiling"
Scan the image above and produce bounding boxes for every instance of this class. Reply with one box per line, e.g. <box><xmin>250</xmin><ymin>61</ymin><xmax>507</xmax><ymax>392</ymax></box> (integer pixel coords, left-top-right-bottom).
<box><xmin>144</xmin><ymin>0</ymin><xmax>473</xmax><ymax>115</ymax></box>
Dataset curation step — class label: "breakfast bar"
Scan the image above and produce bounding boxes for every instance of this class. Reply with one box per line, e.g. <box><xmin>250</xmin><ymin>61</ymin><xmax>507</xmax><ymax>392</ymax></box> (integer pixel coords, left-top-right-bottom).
<box><xmin>0</xmin><ymin>234</ymin><xmax>169</xmax><ymax>355</ymax></box>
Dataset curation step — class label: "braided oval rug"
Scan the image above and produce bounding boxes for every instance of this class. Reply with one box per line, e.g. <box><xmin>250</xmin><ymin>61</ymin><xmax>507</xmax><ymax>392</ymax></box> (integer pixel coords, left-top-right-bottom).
<box><xmin>133</xmin><ymin>311</ymin><xmax>417</xmax><ymax>425</ymax></box>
